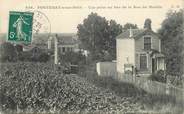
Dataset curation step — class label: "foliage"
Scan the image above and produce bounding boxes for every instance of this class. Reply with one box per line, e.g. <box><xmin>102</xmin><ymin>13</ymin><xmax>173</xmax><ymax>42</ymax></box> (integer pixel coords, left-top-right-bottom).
<box><xmin>78</xmin><ymin>64</ymin><xmax>182</xmax><ymax>113</ymax></box>
<box><xmin>158</xmin><ymin>10</ymin><xmax>183</xmax><ymax>76</ymax></box>
<box><xmin>0</xmin><ymin>42</ymin><xmax>50</xmax><ymax>63</ymax></box>
<box><xmin>38</xmin><ymin>52</ymin><xmax>50</xmax><ymax>62</ymax></box>
<box><xmin>0</xmin><ymin>42</ymin><xmax>18</xmax><ymax>62</ymax></box>
<box><xmin>0</xmin><ymin>62</ymin><xmax>182</xmax><ymax>113</ymax></box>
<box><xmin>77</xmin><ymin>13</ymin><xmax>139</xmax><ymax>61</ymax></box>
<box><xmin>77</xmin><ymin>13</ymin><xmax>124</xmax><ymax>61</ymax></box>
<box><xmin>123</xmin><ymin>23</ymin><xmax>138</xmax><ymax>30</ymax></box>
<box><xmin>18</xmin><ymin>51</ymin><xmax>33</xmax><ymax>61</ymax></box>
<box><xmin>18</xmin><ymin>48</ymin><xmax>50</xmax><ymax>62</ymax></box>
<box><xmin>149</xmin><ymin>70</ymin><xmax>166</xmax><ymax>83</ymax></box>
<box><xmin>0</xmin><ymin>62</ymin><xmax>142</xmax><ymax>113</ymax></box>
<box><xmin>77</xmin><ymin>12</ymin><xmax>109</xmax><ymax>61</ymax></box>
<box><xmin>60</xmin><ymin>51</ymin><xmax>86</xmax><ymax>65</ymax></box>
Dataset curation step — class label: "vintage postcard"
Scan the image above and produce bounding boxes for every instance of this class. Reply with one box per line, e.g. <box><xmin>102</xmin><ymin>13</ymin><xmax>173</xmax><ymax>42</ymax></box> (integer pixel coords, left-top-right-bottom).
<box><xmin>0</xmin><ymin>0</ymin><xmax>183</xmax><ymax>114</ymax></box>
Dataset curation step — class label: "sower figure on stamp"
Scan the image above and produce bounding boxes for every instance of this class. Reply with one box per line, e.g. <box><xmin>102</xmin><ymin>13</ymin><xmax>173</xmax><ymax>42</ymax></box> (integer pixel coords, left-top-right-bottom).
<box><xmin>13</xmin><ymin>16</ymin><xmax>30</xmax><ymax>41</ymax></box>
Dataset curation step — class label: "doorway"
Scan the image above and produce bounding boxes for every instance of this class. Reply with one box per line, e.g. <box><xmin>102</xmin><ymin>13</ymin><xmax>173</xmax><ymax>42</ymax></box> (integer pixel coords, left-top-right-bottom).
<box><xmin>152</xmin><ymin>58</ymin><xmax>157</xmax><ymax>73</ymax></box>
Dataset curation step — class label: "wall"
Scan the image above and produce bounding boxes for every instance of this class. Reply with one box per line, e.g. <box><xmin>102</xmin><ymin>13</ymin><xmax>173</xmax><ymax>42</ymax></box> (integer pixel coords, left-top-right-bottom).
<box><xmin>58</xmin><ymin>44</ymin><xmax>79</xmax><ymax>53</ymax></box>
<box><xmin>135</xmin><ymin>32</ymin><xmax>160</xmax><ymax>53</ymax></box>
<box><xmin>116</xmin><ymin>38</ymin><xmax>135</xmax><ymax>74</ymax></box>
<box><xmin>96</xmin><ymin>62</ymin><xmax>117</xmax><ymax>76</ymax></box>
<box><xmin>134</xmin><ymin>32</ymin><xmax>161</xmax><ymax>74</ymax></box>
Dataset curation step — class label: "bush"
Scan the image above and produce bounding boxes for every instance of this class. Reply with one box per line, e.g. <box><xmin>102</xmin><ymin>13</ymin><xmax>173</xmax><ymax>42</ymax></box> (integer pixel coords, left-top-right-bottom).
<box><xmin>0</xmin><ymin>42</ymin><xmax>18</xmax><ymax>62</ymax></box>
<box><xmin>60</xmin><ymin>51</ymin><xmax>86</xmax><ymax>65</ymax></box>
<box><xmin>149</xmin><ymin>70</ymin><xmax>166</xmax><ymax>83</ymax></box>
<box><xmin>38</xmin><ymin>52</ymin><xmax>50</xmax><ymax>62</ymax></box>
<box><xmin>0</xmin><ymin>62</ymin><xmax>143</xmax><ymax>113</ymax></box>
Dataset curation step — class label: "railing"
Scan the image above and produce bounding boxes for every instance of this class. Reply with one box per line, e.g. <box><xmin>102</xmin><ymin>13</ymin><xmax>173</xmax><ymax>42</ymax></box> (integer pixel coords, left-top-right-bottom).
<box><xmin>117</xmin><ymin>73</ymin><xmax>184</xmax><ymax>105</ymax></box>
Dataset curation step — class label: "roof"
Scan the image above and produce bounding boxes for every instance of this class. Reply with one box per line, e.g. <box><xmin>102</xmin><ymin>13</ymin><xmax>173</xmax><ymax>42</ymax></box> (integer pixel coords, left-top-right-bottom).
<box><xmin>116</xmin><ymin>29</ymin><xmax>160</xmax><ymax>39</ymax></box>
<box><xmin>152</xmin><ymin>53</ymin><xmax>165</xmax><ymax>58</ymax></box>
<box><xmin>57</xmin><ymin>34</ymin><xmax>78</xmax><ymax>45</ymax></box>
<box><xmin>32</xmin><ymin>33</ymin><xmax>77</xmax><ymax>44</ymax></box>
<box><xmin>117</xmin><ymin>29</ymin><xmax>145</xmax><ymax>39</ymax></box>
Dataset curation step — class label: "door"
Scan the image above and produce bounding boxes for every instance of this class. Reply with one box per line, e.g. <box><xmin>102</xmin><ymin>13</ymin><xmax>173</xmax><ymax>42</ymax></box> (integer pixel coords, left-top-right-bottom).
<box><xmin>152</xmin><ymin>58</ymin><xmax>156</xmax><ymax>73</ymax></box>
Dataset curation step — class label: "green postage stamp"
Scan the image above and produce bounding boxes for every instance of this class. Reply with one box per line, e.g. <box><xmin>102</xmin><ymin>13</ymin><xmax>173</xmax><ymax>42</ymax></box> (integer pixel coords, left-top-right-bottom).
<box><xmin>8</xmin><ymin>11</ymin><xmax>34</xmax><ymax>43</ymax></box>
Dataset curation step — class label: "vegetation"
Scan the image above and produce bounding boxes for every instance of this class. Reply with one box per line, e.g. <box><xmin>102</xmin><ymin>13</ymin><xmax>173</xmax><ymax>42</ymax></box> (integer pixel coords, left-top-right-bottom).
<box><xmin>78</xmin><ymin>64</ymin><xmax>183</xmax><ymax>114</ymax></box>
<box><xmin>148</xmin><ymin>70</ymin><xmax>166</xmax><ymax>83</ymax></box>
<box><xmin>0</xmin><ymin>42</ymin><xmax>50</xmax><ymax>63</ymax></box>
<box><xmin>0</xmin><ymin>62</ymin><xmax>144</xmax><ymax>113</ymax></box>
<box><xmin>0</xmin><ymin>62</ymin><xmax>182</xmax><ymax>113</ymax></box>
<box><xmin>0</xmin><ymin>42</ymin><xmax>18</xmax><ymax>62</ymax></box>
<box><xmin>158</xmin><ymin>10</ymin><xmax>183</xmax><ymax>77</ymax></box>
<box><xmin>59</xmin><ymin>51</ymin><xmax>86</xmax><ymax>65</ymax></box>
<box><xmin>77</xmin><ymin>12</ymin><xmax>137</xmax><ymax>61</ymax></box>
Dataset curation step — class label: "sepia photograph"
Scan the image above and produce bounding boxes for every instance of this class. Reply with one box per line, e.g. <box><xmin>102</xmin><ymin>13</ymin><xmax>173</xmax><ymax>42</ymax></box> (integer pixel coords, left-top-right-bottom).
<box><xmin>0</xmin><ymin>0</ymin><xmax>183</xmax><ymax>114</ymax></box>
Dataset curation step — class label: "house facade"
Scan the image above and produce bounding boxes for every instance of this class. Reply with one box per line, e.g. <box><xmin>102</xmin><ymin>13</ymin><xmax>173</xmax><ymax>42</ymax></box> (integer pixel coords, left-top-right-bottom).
<box><xmin>116</xmin><ymin>19</ymin><xmax>165</xmax><ymax>76</ymax></box>
<box><xmin>47</xmin><ymin>33</ymin><xmax>79</xmax><ymax>54</ymax></box>
<box><xmin>57</xmin><ymin>34</ymin><xmax>79</xmax><ymax>54</ymax></box>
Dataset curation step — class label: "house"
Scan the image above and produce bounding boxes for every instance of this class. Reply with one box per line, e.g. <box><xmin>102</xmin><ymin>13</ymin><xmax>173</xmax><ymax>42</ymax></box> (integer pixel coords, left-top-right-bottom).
<box><xmin>57</xmin><ymin>34</ymin><xmax>79</xmax><ymax>54</ymax></box>
<box><xmin>116</xmin><ymin>19</ymin><xmax>165</xmax><ymax>76</ymax></box>
<box><xmin>47</xmin><ymin>33</ymin><xmax>79</xmax><ymax>54</ymax></box>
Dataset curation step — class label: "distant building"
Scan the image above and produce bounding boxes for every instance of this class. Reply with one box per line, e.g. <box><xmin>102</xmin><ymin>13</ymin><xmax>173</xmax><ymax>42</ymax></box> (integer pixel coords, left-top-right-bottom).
<box><xmin>46</xmin><ymin>33</ymin><xmax>79</xmax><ymax>54</ymax></box>
<box><xmin>56</xmin><ymin>34</ymin><xmax>79</xmax><ymax>54</ymax></box>
<box><xmin>116</xmin><ymin>19</ymin><xmax>165</xmax><ymax>77</ymax></box>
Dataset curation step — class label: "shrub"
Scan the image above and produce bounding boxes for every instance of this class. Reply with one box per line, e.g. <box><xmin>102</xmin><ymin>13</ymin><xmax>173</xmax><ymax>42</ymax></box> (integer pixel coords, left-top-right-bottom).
<box><xmin>149</xmin><ymin>70</ymin><xmax>166</xmax><ymax>83</ymax></box>
<box><xmin>60</xmin><ymin>51</ymin><xmax>86</xmax><ymax>65</ymax></box>
<box><xmin>38</xmin><ymin>52</ymin><xmax>50</xmax><ymax>62</ymax></box>
<box><xmin>0</xmin><ymin>42</ymin><xmax>18</xmax><ymax>62</ymax></box>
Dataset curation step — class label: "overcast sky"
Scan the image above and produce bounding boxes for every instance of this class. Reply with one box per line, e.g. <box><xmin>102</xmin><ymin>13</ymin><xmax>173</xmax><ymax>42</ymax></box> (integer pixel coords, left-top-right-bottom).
<box><xmin>0</xmin><ymin>0</ymin><xmax>182</xmax><ymax>33</ymax></box>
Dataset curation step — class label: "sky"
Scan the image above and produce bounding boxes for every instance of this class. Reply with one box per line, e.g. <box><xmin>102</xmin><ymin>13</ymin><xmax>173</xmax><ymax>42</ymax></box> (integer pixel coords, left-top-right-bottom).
<box><xmin>0</xmin><ymin>0</ymin><xmax>183</xmax><ymax>33</ymax></box>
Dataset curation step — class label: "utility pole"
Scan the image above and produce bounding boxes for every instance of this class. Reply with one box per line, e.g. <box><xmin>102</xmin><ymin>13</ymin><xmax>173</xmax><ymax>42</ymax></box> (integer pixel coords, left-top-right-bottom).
<box><xmin>54</xmin><ymin>34</ymin><xmax>58</xmax><ymax>65</ymax></box>
<box><xmin>48</xmin><ymin>36</ymin><xmax>52</xmax><ymax>49</ymax></box>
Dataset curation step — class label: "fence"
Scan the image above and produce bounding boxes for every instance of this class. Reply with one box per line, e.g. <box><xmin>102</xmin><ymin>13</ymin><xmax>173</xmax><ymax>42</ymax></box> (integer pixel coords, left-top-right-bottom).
<box><xmin>117</xmin><ymin>73</ymin><xmax>184</xmax><ymax>105</ymax></box>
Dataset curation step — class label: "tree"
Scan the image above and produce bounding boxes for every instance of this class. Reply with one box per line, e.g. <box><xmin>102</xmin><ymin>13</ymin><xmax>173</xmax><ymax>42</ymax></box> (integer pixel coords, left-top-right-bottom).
<box><xmin>77</xmin><ymin>13</ymin><xmax>109</xmax><ymax>61</ymax></box>
<box><xmin>158</xmin><ymin>10</ymin><xmax>183</xmax><ymax>76</ymax></box>
<box><xmin>123</xmin><ymin>23</ymin><xmax>138</xmax><ymax>30</ymax></box>
<box><xmin>77</xmin><ymin>13</ymin><xmax>123</xmax><ymax>61</ymax></box>
<box><xmin>108</xmin><ymin>20</ymin><xmax>123</xmax><ymax>60</ymax></box>
<box><xmin>77</xmin><ymin>12</ymin><xmax>139</xmax><ymax>61</ymax></box>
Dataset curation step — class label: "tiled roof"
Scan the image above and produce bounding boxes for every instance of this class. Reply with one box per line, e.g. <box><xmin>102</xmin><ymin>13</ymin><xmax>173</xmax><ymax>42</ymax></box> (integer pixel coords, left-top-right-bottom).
<box><xmin>116</xmin><ymin>29</ymin><xmax>146</xmax><ymax>39</ymax></box>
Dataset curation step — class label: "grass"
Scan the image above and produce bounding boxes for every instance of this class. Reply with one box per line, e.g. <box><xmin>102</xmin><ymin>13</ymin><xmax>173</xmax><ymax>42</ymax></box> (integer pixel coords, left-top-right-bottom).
<box><xmin>78</xmin><ymin>64</ymin><xmax>184</xmax><ymax>114</ymax></box>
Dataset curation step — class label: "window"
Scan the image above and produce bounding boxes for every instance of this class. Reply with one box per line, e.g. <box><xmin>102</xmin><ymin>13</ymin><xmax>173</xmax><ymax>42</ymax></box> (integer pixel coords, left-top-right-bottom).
<box><xmin>140</xmin><ymin>54</ymin><xmax>147</xmax><ymax>70</ymax></box>
<box><xmin>62</xmin><ymin>47</ymin><xmax>65</xmax><ymax>52</ymax></box>
<box><xmin>144</xmin><ymin>37</ymin><xmax>151</xmax><ymax>50</ymax></box>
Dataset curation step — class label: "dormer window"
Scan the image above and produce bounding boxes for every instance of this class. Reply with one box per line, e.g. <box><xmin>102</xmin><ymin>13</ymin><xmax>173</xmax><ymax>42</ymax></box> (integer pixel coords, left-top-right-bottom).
<box><xmin>144</xmin><ymin>36</ymin><xmax>151</xmax><ymax>50</ymax></box>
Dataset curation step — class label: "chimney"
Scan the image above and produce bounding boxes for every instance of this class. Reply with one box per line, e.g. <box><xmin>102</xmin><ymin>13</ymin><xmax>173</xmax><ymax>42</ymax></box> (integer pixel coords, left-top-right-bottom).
<box><xmin>129</xmin><ymin>27</ymin><xmax>133</xmax><ymax>37</ymax></box>
<box><xmin>144</xmin><ymin>18</ymin><xmax>152</xmax><ymax>30</ymax></box>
